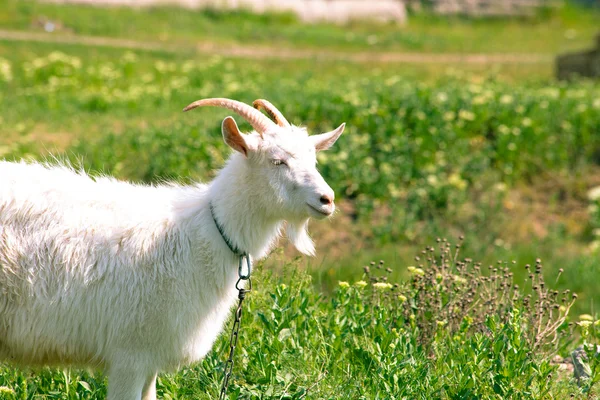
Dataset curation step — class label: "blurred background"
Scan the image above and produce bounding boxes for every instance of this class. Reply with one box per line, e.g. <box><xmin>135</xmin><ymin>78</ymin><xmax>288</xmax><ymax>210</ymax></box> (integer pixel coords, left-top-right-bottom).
<box><xmin>0</xmin><ymin>0</ymin><xmax>599</xmax><ymax>314</ymax></box>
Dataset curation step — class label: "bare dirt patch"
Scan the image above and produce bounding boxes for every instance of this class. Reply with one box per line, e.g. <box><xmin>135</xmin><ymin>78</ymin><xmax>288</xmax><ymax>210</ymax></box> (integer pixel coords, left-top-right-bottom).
<box><xmin>26</xmin><ymin>125</ymin><xmax>76</xmax><ymax>152</ymax></box>
<box><xmin>502</xmin><ymin>171</ymin><xmax>598</xmax><ymax>242</ymax></box>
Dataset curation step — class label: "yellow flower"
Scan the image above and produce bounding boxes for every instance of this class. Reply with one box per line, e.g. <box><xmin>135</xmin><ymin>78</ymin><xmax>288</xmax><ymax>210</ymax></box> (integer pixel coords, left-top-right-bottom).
<box><xmin>0</xmin><ymin>58</ymin><xmax>12</xmax><ymax>82</ymax></box>
<box><xmin>0</xmin><ymin>386</ymin><xmax>15</xmax><ymax>394</ymax></box>
<box><xmin>442</xmin><ymin>111</ymin><xmax>455</xmax><ymax>122</ymax></box>
<box><xmin>407</xmin><ymin>266</ymin><xmax>425</xmax><ymax>276</ymax></box>
<box><xmin>448</xmin><ymin>173</ymin><xmax>467</xmax><ymax>190</ymax></box>
<box><xmin>436</xmin><ymin>92</ymin><xmax>448</xmax><ymax>102</ymax></box>
<box><xmin>373</xmin><ymin>282</ymin><xmax>393</xmax><ymax>290</ymax></box>
<box><xmin>472</xmin><ymin>95</ymin><xmax>487</xmax><ymax>105</ymax></box>
<box><xmin>498</xmin><ymin>124</ymin><xmax>510</xmax><ymax>135</ymax></box>
<box><xmin>354</xmin><ymin>280</ymin><xmax>367</xmax><ymax>288</ymax></box>
<box><xmin>427</xmin><ymin>175</ymin><xmax>439</xmax><ymax>186</ymax></box>
<box><xmin>579</xmin><ymin>314</ymin><xmax>594</xmax><ymax>321</ymax></box>
<box><xmin>500</xmin><ymin>94</ymin><xmax>513</xmax><ymax>104</ymax></box>
<box><xmin>494</xmin><ymin>183</ymin><xmax>507</xmax><ymax>192</ymax></box>
<box><xmin>577</xmin><ymin>321</ymin><xmax>592</xmax><ymax>328</ymax></box>
<box><xmin>338</xmin><ymin>281</ymin><xmax>350</xmax><ymax>289</ymax></box>
<box><xmin>380</xmin><ymin>163</ymin><xmax>393</xmax><ymax>176</ymax></box>
<box><xmin>398</xmin><ymin>295</ymin><xmax>407</xmax><ymax>303</ymax></box>
<box><xmin>458</xmin><ymin>110</ymin><xmax>475</xmax><ymax>121</ymax></box>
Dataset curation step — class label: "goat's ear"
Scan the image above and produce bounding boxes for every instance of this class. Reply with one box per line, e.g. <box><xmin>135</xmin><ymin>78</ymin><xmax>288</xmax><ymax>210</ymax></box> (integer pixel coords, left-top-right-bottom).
<box><xmin>310</xmin><ymin>123</ymin><xmax>345</xmax><ymax>152</ymax></box>
<box><xmin>222</xmin><ymin>116</ymin><xmax>254</xmax><ymax>157</ymax></box>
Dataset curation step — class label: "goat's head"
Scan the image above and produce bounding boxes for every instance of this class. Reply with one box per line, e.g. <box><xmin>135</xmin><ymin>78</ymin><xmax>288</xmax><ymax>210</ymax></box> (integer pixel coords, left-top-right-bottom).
<box><xmin>184</xmin><ymin>98</ymin><xmax>345</xmax><ymax>255</ymax></box>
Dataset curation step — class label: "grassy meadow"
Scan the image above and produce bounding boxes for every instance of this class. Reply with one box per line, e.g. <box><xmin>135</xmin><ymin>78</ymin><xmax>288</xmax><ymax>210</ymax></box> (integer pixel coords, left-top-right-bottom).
<box><xmin>1</xmin><ymin>1</ymin><xmax>600</xmax><ymax>398</ymax></box>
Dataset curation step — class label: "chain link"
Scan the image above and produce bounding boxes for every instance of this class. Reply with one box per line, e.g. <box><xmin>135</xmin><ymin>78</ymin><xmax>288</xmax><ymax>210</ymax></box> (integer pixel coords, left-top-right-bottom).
<box><xmin>219</xmin><ymin>255</ymin><xmax>252</xmax><ymax>400</ymax></box>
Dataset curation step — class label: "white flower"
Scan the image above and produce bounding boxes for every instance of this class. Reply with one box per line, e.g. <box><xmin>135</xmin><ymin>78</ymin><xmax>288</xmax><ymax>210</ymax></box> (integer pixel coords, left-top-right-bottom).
<box><xmin>588</xmin><ymin>186</ymin><xmax>600</xmax><ymax>201</ymax></box>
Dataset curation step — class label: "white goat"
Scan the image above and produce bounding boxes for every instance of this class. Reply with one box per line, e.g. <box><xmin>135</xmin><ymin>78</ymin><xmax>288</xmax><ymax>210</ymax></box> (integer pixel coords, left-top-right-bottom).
<box><xmin>0</xmin><ymin>98</ymin><xmax>345</xmax><ymax>400</ymax></box>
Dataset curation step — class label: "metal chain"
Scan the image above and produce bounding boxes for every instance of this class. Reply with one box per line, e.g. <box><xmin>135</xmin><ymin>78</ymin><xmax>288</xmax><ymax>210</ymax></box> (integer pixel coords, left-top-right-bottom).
<box><xmin>219</xmin><ymin>255</ymin><xmax>252</xmax><ymax>400</ymax></box>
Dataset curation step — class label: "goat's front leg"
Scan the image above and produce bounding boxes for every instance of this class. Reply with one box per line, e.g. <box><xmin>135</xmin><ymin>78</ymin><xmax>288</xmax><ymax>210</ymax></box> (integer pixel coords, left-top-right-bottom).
<box><xmin>106</xmin><ymin>361</ymin><xmax>148</xmax><ymax>400</ymax></box>
<box><xmin>142</xmin><ymin>373</ymin><xmax>157</xmax><ymax>400</ymax></box>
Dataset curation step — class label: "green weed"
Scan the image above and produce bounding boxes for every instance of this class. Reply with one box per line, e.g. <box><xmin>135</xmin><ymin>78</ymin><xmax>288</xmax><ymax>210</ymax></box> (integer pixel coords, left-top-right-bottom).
<box><xmin>0</xmin><ymin>241</ymin><xmax>587</xmax><ymax>398</ymax></box>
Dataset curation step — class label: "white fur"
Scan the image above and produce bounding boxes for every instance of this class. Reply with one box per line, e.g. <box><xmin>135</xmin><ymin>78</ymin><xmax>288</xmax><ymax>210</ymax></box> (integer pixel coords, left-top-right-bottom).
<box><xmin>0</xmin><ymin>118</ymin><xmax>343</xmax><ymax>400</ymax></box>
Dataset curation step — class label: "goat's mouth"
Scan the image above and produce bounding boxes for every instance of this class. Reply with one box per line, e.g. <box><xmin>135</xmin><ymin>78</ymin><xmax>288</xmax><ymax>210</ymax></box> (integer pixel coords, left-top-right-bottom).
<box><xmin>306</xmin><ymin>203</ymin><xmax>333</xmax><ymax>219</ymax></box>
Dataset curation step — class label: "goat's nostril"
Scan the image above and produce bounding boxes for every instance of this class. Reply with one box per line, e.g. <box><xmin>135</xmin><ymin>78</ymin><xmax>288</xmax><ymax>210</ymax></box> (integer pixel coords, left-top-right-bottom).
<box><xmin>320</xmin><ymin>194</ymin><xmax>333</xmax><ymax>205</ymax></box>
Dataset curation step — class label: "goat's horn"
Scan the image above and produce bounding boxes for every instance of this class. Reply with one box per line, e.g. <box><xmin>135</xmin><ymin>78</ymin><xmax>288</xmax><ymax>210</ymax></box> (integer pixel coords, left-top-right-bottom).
<box><xmin>183</xmin><ymin>98</ymin><xmax>276</xmax><ymax>136</ymax></box>
<box><xmin>252</xmin><ymin>99</ymin><xmax>291</xmax><ymax>128</ymax></box>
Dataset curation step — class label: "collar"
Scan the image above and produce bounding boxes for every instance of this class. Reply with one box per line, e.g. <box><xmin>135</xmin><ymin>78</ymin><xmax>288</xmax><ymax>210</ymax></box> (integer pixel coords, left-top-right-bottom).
<box><xmin>210</xmin><ymin>202</ymin><xmax>247</xmax><ymax>257</ymax></box>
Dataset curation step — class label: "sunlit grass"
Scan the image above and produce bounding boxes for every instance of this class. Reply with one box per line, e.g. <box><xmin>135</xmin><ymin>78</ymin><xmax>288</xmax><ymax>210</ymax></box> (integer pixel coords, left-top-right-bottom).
<box><xmin>0</xmin><ymin>244</ymin><xmax>596</xmax><ymax>399</ymax></box>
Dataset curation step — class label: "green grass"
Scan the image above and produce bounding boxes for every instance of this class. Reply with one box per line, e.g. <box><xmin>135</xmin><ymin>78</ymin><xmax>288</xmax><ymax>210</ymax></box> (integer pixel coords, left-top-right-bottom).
<box><xmin>0</xmin><ymin>254</ymin><xmax>593</xmax><ymax>398</ymax></box>
<box><xmin>0</xmin><ymin>0</ymin><xmax>599</xmax><ymax>54</ymax></box>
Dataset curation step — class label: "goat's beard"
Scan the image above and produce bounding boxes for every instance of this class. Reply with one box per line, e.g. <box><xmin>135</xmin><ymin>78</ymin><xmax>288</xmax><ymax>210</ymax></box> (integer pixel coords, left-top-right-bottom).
<box><xmin>287</xmin><ymin>218</ymin><xmax>315</xmax><ymax>256</ymax></box>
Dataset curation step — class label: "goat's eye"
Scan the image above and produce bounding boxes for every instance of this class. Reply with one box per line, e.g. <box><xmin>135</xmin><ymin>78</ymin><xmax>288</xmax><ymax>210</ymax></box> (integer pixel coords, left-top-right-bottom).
<box><xmin>271</xmin><ymin>159</ymin><xmax>287</xmax><ymax>167</ymax></box>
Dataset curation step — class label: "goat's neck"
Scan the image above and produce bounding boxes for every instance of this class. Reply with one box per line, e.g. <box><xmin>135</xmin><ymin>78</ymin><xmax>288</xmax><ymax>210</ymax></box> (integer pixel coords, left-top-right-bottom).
<box><xmin>207</xmin><ymin>155</ymin><xmax>281</xmax><ymax>260</ymax></box>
